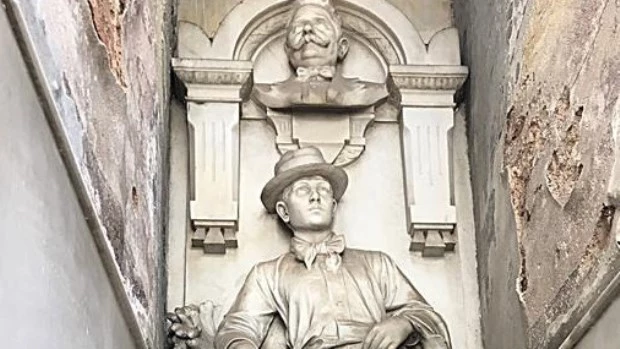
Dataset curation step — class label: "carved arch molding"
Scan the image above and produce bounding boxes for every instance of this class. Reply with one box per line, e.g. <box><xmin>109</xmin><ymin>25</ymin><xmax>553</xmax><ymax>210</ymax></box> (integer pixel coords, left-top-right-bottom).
<box><xmin>178</xmin><ymin>0</ymin><xmax>460</xmax><ymax>65</ymax></box>
<box><xmin>173</xmin><ymin>0</ymin><xmax>468</xmax><ymax>256</ymax></box>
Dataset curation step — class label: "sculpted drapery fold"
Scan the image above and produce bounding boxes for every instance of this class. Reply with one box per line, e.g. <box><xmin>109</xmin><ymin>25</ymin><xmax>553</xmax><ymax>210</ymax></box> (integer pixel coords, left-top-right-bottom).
<box><xmin>216</xmin><ymin>242</ymin><xmax>451</xmax><ymax>349</ymax></box>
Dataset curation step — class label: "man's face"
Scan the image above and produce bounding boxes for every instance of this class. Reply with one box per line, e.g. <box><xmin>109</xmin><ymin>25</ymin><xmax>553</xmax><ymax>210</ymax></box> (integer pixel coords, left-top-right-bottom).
<box><xmin>276</xmin><ymin>176</ymin><xmax>337</xmax><ymax>231</ymax></box>
<box><xmin>285</xmin><ymin>5</ymin><xmax>344</xmax><ymax>68</ymax></box>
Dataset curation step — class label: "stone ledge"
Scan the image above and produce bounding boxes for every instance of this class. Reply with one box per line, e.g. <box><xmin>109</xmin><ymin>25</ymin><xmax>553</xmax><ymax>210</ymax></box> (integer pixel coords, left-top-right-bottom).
<box><xmin>390</xmin><ymin>65</ymin><xmax>468</xmax><ymax>91</ymax></box>
<box><xmin>172</xmin><ymin>58</ymin><xmax>253</xmax><ymax>85</ymax></box>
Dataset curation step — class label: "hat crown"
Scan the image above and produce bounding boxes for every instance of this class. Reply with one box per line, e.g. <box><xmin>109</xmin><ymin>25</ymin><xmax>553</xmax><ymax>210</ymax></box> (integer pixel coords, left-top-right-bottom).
<box><xmin>275</xmin><ymin>147</ymin><xmax>329</xmax><ymax>175</ymax></box>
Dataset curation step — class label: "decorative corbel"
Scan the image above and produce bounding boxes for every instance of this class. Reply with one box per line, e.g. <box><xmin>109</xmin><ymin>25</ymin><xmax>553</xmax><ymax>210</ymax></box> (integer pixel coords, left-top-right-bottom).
<box><xmin>391</xmin><ymin>65</ymin><xmax>468</xmax><ymax>257</ymax></box>
<box><xmin>173</xmin><ymin>59</ymin><xmax>253</xmax><ymax>254</ymax></box>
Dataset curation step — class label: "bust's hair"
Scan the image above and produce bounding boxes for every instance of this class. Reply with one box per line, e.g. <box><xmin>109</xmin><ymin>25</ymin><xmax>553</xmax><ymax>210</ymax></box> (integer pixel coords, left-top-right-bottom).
<box><xmin>288</xmin><ymin>0</ymin><xmax>343</xmax><ymax>39</ymax></box>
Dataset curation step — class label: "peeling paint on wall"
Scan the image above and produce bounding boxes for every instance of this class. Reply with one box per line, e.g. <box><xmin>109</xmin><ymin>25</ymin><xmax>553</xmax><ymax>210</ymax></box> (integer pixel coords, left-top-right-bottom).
<box><xmin>87</xmin><ymin>0</ymin><xmax>127</xmax><ymax>85</ymax></box>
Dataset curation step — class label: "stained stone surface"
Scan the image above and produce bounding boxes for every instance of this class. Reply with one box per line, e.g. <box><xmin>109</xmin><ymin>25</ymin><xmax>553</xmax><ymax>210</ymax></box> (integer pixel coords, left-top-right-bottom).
<box><xmin>0</xmin><ymin>9</ymin><xmax>135</xmax><ymax>348</ymax></box>
<box><xmin>454</xmin><ymin>0</ymin><xmax>620</xmax><ymax>346</ymax></box>
<box><xmin>2</xmin><ymin>0</ymin><xmax>173</xmax><ymax>347</ymax></box>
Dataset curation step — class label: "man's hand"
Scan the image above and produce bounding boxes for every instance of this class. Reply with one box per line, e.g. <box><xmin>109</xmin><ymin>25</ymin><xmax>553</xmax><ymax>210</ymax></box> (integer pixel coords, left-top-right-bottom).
<box><xmin>362</xmin><ymin>317</ymin><xmax>415</xmax><ymax>349</ymax></box>
<box><xmin>166</xmin><ymin>302</ymin><xmax>220</xmax><ymax>349</ymax></box>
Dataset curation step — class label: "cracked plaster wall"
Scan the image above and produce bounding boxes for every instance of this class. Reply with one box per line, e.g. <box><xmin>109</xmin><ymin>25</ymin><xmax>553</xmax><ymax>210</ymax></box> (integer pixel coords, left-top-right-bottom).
<box><xmin>2</xmin><ymin>0</ymin><xmax>173</xmax><ymax>347</ymax></box>
<box><xmin>454</xmin><ymin>0</ymin><xmax>620</xmax><ymax>347</ymax></box>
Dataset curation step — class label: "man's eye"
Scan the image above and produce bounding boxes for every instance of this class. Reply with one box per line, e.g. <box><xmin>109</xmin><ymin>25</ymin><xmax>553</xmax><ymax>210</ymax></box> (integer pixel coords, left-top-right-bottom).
<box><xmin>295</xmin><ymin>186</ymin><xmax>311</xmax><ymax>195</ymax></box>
<box><xmin>318</xmin><ymin>187</ymin><xmax>332</xmax><ymax>194</ymax></box>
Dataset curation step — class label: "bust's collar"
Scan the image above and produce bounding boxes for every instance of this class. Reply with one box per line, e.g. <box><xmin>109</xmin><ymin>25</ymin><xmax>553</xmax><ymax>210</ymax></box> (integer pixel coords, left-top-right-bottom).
<box><xmin>294</xmin><ymin>65</ymin><xmax>337</xmax><ymax>81</ymax></box>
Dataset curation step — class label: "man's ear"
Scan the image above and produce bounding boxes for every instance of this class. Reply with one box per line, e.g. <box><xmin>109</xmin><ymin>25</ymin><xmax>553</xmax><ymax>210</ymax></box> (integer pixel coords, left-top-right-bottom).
<box><xmin>332</xmin><ymin>199</ymin><xmax>338</xmax><ymax>214</ymax></box>
<box><xmin>337</xmin><ymin>37</ymin><xmax>349</xmax><ymax>61</ymax></box>
<box><xmin>276</xmin><ymin>201</ymin><xmax>290</xmax><ymax>223</ymax></box>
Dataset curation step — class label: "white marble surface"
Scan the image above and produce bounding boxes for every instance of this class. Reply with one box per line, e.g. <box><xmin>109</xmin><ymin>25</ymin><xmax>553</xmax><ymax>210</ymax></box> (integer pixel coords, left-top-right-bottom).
<box><xmin>252</xmin><ymin>35</ymin><xmax>387</xmax><ymax>85</ymax></box>
<box><xmin>184</xmin><ymin>119</ymin><xmax>479</xmax><ymax>348</ymax></box>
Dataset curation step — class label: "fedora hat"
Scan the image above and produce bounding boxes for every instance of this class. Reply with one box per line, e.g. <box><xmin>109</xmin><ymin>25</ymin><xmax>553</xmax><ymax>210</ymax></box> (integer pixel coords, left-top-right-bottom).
<box><xmin>261</xmin><ymin>146</ymin><xmax>348</xmax><ymax>213</ymax></box>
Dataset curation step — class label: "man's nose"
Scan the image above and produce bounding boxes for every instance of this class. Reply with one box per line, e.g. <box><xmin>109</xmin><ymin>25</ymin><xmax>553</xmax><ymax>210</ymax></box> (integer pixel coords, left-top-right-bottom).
<box><xmin>303</xmin><ymin>23</ymin><xmax>313</xmax><ymax>33</ymax></box>
<box><xmin>309</xmin><ymin>188</ymin><xmax>321</xmax><ymax>203</ymax></box>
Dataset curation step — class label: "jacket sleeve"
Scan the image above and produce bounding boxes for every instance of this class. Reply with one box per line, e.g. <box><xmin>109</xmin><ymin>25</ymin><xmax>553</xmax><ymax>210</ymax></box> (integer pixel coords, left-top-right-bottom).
<box><xmin>376</xmin><ymin>253</ymin><xmax>452</xmax><ymax>349</ymax></box>
<box><xmin>215</xmin><ymin>264</ymin><xmax>278</xmax><ymax>349</ymax></box>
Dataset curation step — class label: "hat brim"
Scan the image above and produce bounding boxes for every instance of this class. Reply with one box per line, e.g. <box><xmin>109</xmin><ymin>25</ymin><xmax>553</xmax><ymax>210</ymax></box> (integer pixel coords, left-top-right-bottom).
<box><xmin>260</xmin><ymin>163</ymin><xmax>348</xmax><ymax>213</ymax></box>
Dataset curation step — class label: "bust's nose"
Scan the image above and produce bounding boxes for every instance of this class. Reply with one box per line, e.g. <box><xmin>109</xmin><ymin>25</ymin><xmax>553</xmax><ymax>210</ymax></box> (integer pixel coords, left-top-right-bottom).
<box><xmin>309</xmin><ymin>189</ymin><xmax>321</xmax><ymax>203</ymax></box>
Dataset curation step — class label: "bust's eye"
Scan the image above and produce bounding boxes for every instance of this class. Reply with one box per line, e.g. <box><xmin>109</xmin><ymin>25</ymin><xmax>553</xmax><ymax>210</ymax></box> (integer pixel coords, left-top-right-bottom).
<box><xmin>295</xmin><ymin>186</ymin><xmax>311</xmax><ymax>196</ymax></box>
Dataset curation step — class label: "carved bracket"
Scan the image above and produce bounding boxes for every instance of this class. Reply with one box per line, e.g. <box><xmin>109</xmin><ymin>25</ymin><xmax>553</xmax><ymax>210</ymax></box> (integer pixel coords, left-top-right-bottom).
<box><xmin>410</xmin><ymin>228</ymin><xmax>457</xmax><ymax>257</ymax></box>
<box><xmin>173</xmin><ymin>59</ymin><xmax>253</xmax><ymax>254</ymax></box>
<box><xmin>266</xmin><ymin>107</ymin><xmax>375</xmax><ymax>167</ymax></box>
<box><xmin>391</xmin><ymin>65</ymin><xmax>467</xmax><ymax>257</ymax></box>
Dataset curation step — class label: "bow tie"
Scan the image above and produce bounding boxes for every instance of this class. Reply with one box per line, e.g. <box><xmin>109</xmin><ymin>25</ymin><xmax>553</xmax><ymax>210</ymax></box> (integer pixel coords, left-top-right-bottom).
<box><xmin>295</xmin><ymin>66</ymin><xmax>336</xmax><ymax>81</ymax></box>
<box><xmin>291</xmin><ymin>233</ymin><xmax>345</xmax><ymax>271</ymax></box>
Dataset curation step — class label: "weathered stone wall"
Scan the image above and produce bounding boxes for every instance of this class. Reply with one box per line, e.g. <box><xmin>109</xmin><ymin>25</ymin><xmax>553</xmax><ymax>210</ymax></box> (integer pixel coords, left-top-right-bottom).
<box><xmin>452</xmin><ymin>0</ymin><xmax>528</xmax><ymax>347</ymax></box>
<box><xmin>0</xmin><ymin>9</ymin><xmax>136</xmax><ymax>348</ymax></box>
<box><xmin>2</xmin><ymin>0</ymin><xmax>173</xmax><ymax>347</ymax></box>
<box><xmin>454</xmin><ymin>0</ymin><xmax>620</xmax><ymax>347</ymax></box>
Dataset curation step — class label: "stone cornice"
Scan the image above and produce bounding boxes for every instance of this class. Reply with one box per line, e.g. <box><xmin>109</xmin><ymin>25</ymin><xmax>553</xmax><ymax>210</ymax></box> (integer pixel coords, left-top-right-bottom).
<box><xmin>389</xmin><ymin>65</ymin><xmax>468</xmax><ymax>91</ymax></box>
<box><xmin>172</xmin><ymin>58</ymin><xmax>253</xmax><ymax>86</ymax></box>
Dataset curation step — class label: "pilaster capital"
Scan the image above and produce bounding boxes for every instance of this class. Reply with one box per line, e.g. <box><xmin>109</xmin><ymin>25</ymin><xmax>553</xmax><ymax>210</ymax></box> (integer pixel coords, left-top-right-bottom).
<box><xmin>172</xmin><ymin>59</ymin><xmax>253</xmax><ymax>102</ymax></box>
<box><xmin>390</xmin><ymin>65</ymin><xmax>468</xmax><ymax>107</ymax></box>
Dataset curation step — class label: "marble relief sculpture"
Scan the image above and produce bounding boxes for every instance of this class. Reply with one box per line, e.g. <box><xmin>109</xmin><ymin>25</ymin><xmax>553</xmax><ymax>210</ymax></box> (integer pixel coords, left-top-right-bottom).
<box><xmin>253</xmin><ymin>0</ymin><xmax>388</xmax><ymax>108</ymax></box>
<box><xmin>253</xmin><ymin>0</ymin><xmax>390</xmax><ymax>166</ymax></box>
<box><xmin>168</xmin><ymin>147</ymin><xmax>452</xmax><ymax>349</ymax></box>
<box><xmin>167</xmin><ymin>0</ymin><xmax>460</xmax><ymax>347</ymax></box>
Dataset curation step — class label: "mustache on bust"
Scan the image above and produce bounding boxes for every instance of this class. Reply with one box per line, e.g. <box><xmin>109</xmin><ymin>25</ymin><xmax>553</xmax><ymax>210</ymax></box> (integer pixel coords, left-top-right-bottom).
<box><xmin>287</xmin><ymin>24</ymin><xmax>333</xmax><ymax>50</ymax></box>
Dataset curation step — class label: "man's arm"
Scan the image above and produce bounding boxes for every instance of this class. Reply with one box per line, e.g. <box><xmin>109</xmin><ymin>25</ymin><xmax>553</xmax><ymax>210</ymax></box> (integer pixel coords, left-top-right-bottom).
<box><xmin>376</xmin><ymin>253</ymin><xmax>452</xmax><ymax>349</ymax></box>
<box><xmin>215</xmin><ymin>264</ymin><xmax>278</xmax><ymax>349</ymax></box>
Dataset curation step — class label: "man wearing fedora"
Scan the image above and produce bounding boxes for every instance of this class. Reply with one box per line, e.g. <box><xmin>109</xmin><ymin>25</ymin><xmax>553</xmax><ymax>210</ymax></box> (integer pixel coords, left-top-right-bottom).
<box><xmin>210</xmin><ymin>147</ymin><xmax>451</xmax><ymax>349</ymax></box>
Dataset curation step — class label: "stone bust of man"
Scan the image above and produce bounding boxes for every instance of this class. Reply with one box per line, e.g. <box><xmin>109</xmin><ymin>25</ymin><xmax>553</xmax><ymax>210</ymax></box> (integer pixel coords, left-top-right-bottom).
<box><xmin>253</xmin><ymin>0</ymin><xmax>389</xmax><ymax>108</ymax></box>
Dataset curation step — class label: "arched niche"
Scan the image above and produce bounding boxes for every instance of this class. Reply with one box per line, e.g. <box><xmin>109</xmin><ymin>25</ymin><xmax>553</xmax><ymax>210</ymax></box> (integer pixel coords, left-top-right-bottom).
<box><xmin>169</xmin><ymin>1</ymin><xmax>479</xmax><ymax>348</ymax></box>
<box><xmin>177</xmin><ymin>0</ymin><xmax>461</xmax><ymax>65</ymax></box>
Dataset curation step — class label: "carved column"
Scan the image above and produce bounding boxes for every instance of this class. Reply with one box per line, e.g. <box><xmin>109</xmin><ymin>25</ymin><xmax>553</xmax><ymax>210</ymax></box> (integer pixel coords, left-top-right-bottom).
<box><xmin>391</xmin><ymin>65</ymin><xmax>468</xmax><ymax>257</ymax></box>
<box><xmin>173</xmin><ymin>59</ymin><xmax>253</xmax><ymax>254</ymax></box>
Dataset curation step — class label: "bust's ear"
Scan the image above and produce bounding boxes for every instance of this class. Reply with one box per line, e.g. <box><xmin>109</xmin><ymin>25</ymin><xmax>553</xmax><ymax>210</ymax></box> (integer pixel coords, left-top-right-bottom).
<box><xmin>276</xmin><ymin>201</ymin><xmax>290</xmax><ymax>223</ymax></box>
<box><xmin>337</xmin><ymin>37</ymin><xmax>349</xmax><ymax>61</ymax></box>
<box><xmin>332</xmin><ymin>199</ymin><xmax>338</xmax><ymax>215</ymax></box>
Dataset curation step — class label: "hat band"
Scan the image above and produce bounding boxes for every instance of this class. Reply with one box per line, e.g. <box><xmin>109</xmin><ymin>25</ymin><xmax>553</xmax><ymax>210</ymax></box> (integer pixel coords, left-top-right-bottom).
<box><xmin>276</xmin><ymin>154</ymin><xmax>328</xmax><ymax>174</ymax></box>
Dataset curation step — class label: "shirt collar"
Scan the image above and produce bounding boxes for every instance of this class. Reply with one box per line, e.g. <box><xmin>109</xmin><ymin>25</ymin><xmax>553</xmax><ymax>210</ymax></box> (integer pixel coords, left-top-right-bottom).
<box><xmin>290</xmin><ymin>233</ymin><xmax>346</xmax><ymax>270</ymax></box>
